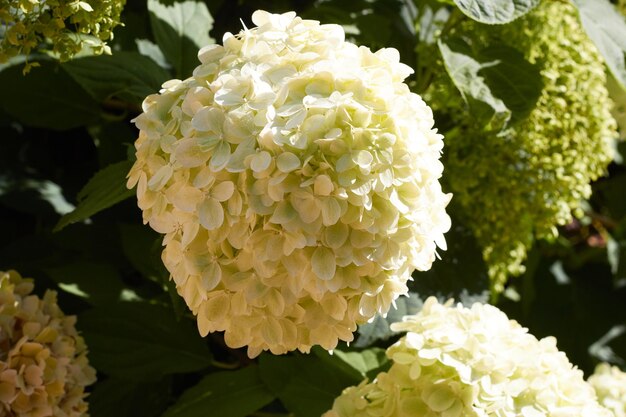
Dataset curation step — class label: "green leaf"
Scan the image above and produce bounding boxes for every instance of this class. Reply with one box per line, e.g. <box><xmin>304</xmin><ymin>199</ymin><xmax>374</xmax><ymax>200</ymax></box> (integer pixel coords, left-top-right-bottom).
<box><xmin>78</xmin><ymin>302</ymin><xmax>212</xmax><ymax>380</ymax></box>
<box><xmin>317</xmin><ymin>347</ymin><xmax>390</xmax><ymax>381</ymax></box>
<box><xmin>89</xmin><ymin>378</ymin><xmax>171</xmax><ymax>417</ymax></box>
<box><xmin>439</xmin><ymin>38</ymin><xmax>510</xmax><ymax>131</ymax></box>
<box><xmin>589</xmin><ymin>324</ymin><xmax>626</xmax><ymax>365</ymax></box>
<box><xmin>438</xmin><ymin>39</ymin><xmax>543</xmax><ymax>130</ymax></box>
<box><xmin>162</xmin><ymin>366</ymin><xmax>275</xmax><ymax>417</ymax></box>
<box><xmin>43</xmin><ymin>261</ymin><xmax>128</xmax><ymax>306</ymax></box>
<box><xmin>477</xmin><ymin>45</ymin><xmax>543</xmax><ymax>124</ymax></box>
<box><xmin>147</xmin><ymin>0</ymin><xmax>214</xmax><ymax>78</ymax></box>
<box><xmin>573</xmin><ymin>0</ymin><xmax>626</xmax><ymax>90</ymax></box>
<box><xmin>0</xmin><ymin>60</ymin><xmax>100</xmax><ymax>130</ymax></box>
<box><xmin>411</xmin><ymin>221</ymin><xmax>491</xmax><ymax>304</ymax></box>
<box><xmin>62</xmin><ymin>52</ymin><xmax>171</xmax><ymax>105</ymax></box>
<box><xmin>259</xmin><ymin>353</ymin><xmax>356</xmax><ymax>417</ymax></box>
<box><xmin>54</xmin><ymin>160</ymin><xmax>135</xmax><ymax>232</ymax></box>
<box><xmin>136</xmin><ymin>38</ymin><xmax>171</xmax><ymax>70</ymax></box>
<box><xmin>453</xmin><ymin>0</ymin><xmax>540</xmax><ymax>24</ymax></box>
<box><xmin>118</xmin><ymin>223</ymin><xmax>166</xmax><ymax>282</ymax></box>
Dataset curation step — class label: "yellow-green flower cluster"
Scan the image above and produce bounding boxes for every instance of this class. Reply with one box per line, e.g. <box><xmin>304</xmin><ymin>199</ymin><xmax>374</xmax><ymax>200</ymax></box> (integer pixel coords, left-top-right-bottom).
<box><xmin>0</xmin><ymin>270</ymin><xmax>96</xmax><ymax>417</ymax></box>
<box><xmin>589</xmin><ymin>363</ymin><xmax>626</xmax><ymax>417</ymax></box>
<box><xmin>433</xmin><ymin>1</ymin><xmax>618</xmax><ymax>291</ymax></box>
<box><xmin>0</xmin><ymin>0</ymin><xmax>125</xmax><ymax>63</ymax></box>
<box><xmin>325</xmin><ymin>297</ymin><xmax>611</xmax><ymax>417</ymax></box>
<box><xmin>128</xmin><ymin>10</ymin><xmax>451</xmax><ymax>357</ymax></box>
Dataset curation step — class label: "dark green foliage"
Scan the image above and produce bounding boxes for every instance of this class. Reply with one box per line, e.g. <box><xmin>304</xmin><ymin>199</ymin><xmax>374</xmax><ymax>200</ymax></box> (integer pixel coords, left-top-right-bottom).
<box><xmin>0</xmin><ymin>1</ymin><xmax>625</xmax><ymax>416</ymax></box>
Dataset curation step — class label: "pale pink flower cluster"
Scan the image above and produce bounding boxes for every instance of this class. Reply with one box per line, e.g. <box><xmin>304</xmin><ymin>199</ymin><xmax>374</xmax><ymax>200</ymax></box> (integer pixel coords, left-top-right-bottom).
<box><xmin>128</xmin><ymin>10</ymin><xmax>451</xmax><ymax>357</ymax></box>
<box><xmin>589</xmin><ymin>363</ymin><xmax>626</xmax><ymax>417</ymax></box>
<box><xmin>325</xmin><ymin>297</ymin><xmax>611</xmax><ymax>417</ymax></box>
<box><xmin>0</xmin><ymin>270</ymin><xmax>96</xmax><ymax>417</ymax></box>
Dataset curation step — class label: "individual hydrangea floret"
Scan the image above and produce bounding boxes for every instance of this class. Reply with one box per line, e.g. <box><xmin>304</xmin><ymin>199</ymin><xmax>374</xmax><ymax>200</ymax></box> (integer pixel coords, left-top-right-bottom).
<box><xmin>325</xmin><ymin>297</ymin><xmax>611</xmax><ymax>417</ymax></box>
<box><xmin>588</xmin><ymin>363</ymin><xmax>626</xmax><ymax>417</ymax></box>
<box><xmin>0</xmin><ymin>0</ymin><xmax>125</xmax><ymax>64</ymax></box>
<box><xmin>430</xmin><ymin>1</ymin><xmax>618</xmax><ymax>291</ymax></box>
<box><xmin>128</xmin><ymin>10</ymin><xmax>451</xmax><ymax>357</ymax></box>
<box><xmin>0</xmin><ymin>270</ymin><xmax>96</xmax><ymax>417</ymax></box>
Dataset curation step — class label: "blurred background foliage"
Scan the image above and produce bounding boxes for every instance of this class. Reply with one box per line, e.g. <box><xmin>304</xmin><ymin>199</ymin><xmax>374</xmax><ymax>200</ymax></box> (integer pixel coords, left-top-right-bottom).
<box><xmin>0</xmin><ymin>0</ymin><xmax>625</xmax><ymax>416</ymax></box>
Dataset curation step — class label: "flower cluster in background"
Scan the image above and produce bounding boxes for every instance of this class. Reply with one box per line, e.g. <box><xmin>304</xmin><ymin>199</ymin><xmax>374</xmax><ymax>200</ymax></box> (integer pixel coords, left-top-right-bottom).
<box><xmin>0</xmin><ymin>270</ymin><xmax>96</xmax><ymax>417</ymax></box>
<box><xmin>589</xmin><ymin>363</ymin><xmax>626</xmax><ymax>417</ymax></box>
<box><xmin>325</xmin><ymin>297</ymin><xmax>611</xmax><ymax>417</ymax></box>
<box><xmin>0</xmin><ymin>0</ymin><xmax>125</xmax><ymax>64</ymax></box>
<box><xmin>128</xmin><ymin>10</ymin><xmax>451</xmax><ymax>357</ymax></box>
<box><xmin>432</xmin><ymin>1</ymin><xmax>618</xmax><ymax>291</ymax></box>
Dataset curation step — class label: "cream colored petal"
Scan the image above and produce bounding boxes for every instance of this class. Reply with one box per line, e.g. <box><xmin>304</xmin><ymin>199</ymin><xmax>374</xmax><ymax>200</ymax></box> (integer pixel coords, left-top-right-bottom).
<box><xmin>311</xmin><ymin>247</ymin><xmax>336</xmax><ymax>281</ymax></box>
<box><xmin>198</xmin><ymin>198</ymin><xmax>224</xmax><ymax>231</ymax></box>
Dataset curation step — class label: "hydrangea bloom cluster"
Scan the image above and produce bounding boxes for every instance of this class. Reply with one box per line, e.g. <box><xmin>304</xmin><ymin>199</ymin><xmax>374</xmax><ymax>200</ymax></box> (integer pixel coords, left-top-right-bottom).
<box><xmin>431</xmin><ymin>1</ymin><xmax>618</xmax><ymax>291</ymax></box>
<box><xmin>588</xmin><ymin>363</ymin><xmax>626</xmax><ymax>417</ymax></box>
<box><xmin>325</xmin><ymin>297</ymin><xmax>611</xmax><ymax>417</ymax></box>
<box><xmin>0</xmin><ymin>0</ymin><xmax>125</xmax><ymax>64</ymax></box>
<box><xmin>128</xmin><ymin>10</ymin><xmax>451</xmax><ymax>357</ymax></box>
<box><xmin>0</xmin><ymin>270</ymin><xmax>96</xmax><ymax>417</ymax></box>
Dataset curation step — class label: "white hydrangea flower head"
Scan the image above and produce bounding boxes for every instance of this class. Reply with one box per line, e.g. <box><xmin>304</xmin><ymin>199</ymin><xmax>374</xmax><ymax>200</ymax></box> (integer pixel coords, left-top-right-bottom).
<box><xmin>325</xmin><ymin>297</ymin><xmax>611</xmax><ymax>417</ymax></box>
<box><xmin>127</xmin><ymin>10</ymin><xmax>451</xmax><ymax>357</ymax></box>
<box><xmin>0</xmin><ymin>270</ymin><xmax>96</xmax><ymax>417</ymax></box>
<box><xmin>589</xmin><ymin>363</ymin><xmax>626</xmax><ymax>417</ymax></box>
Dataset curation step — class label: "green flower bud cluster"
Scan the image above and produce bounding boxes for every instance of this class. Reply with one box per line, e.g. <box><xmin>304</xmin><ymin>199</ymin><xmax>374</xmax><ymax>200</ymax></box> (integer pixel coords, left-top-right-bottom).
<box><xmin>432</xmin><ymin>1</ymin><xmax>618</xmax><ymax>291</ymax></box>
<box><xmin>0</xmin><ymin>0</ymin><xmax>125</xmax><ymax>64</ymax></box>
<box><xmin>612</xmin><ymin>0</ymin><xmax>626</xmax><ymax>140</ymax></box>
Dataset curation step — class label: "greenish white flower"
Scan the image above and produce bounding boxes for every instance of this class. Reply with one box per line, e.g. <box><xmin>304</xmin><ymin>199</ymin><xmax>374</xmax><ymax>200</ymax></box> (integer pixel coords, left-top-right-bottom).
<box><xmin>430</xmin><ymin>1</ymin><xmax>618</xmax><ymax>291</ymax></box>
<box><xmin>0</xmin><ymin>270</ymin><xmax>96</xmax><ymax>417</ymax></box>
<box><xmin>589</xmin><ymin>363</ymin><xmax>626</xmax><ymax>417</ymax></box>
<box><xmin>0</xmin><ymin>0</ymin><xmax>125</xmax><ymax>65</ymax></box>
<box><xmin>128</xmin><ymin>10</ymin><xmax>451</xmax><ymax>357</ymax></box>
<box><xmin>325</xmin><ymin>297</ymin><xmax>611</xmax><ymax>417</ymax></box>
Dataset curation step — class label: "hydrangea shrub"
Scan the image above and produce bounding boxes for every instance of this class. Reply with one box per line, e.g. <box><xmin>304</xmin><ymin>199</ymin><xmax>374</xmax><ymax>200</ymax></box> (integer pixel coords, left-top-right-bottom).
<box><xmin>432</xmin><ymin>0</ymin><xmax>618</xmax><ymax>290</ymax></box>
<box><xmin>127</xmin><ymin>10</ymin><xmax>451</xmax><ymax>357</ymax></box>
<box><xmin>589</xmin><ymin>363</ymin><xmax>626</xmax><ymax>417</ymax></box>
<box><xmin>0</xmin><ymin>270</ymin><xmax>96</xmax><ymax>417</ymax></box>
<box><xmin>325</xmin><ymin>297</ymin><xmax>611</xmax><ymax>417</ymax></box>
<box><xmin>0</xmin><ymin>0</ymin><xmax>125</xmax><ymax>64</ymax></box>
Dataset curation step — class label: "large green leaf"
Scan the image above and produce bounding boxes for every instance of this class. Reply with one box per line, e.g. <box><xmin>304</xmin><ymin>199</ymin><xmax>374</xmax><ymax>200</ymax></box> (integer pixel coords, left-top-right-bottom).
<box><xmin>147</xmin><ymin>0</ymin><xmax>214</xmax><ymax>78</ymax></box>
<box><xmin>78</xmin><ymin>302</ymin><xmax>212</xmax><ymax>380</ymax></box>
<box><xmin>0</xmin><ymin>60</ymin><xmax>100</xmax><ymax>130</ymax></box>
<box><xmin>439</xmin><ymin>38</ymin><xmax>543</xmax><ymax>130</ymax></box>
<box><xmin>118</xmin><ymin>223</ymin><xmax>166</xmax><ymax>282</ymax></box>
<box><xmin>573</xmin><ymin>0</ymin><xmax>626</xmax><ymax>90</ymax></box>
<box><xmin>259</xmin><ymin>354</ymin><xmax>355</xmax><ymax>417</ymax></box>
<box><xmin>477</xmin><ymin>45</ymin><xmax>543</xmax><ymax>124</ymax></box>
<box><xmin>89</xmin><ymin>378</ymin><xmax>171</xmax><ymax>417</ymax></box>
<box><xmin>314</xmin><ymin>347</ymin><xmax>390</xmax><ymax>382</ymax></box>
<box><xmin>439</xmin><ymin>38</ymin><xmax>510</xmax><ymax>130</ymax></box>
<box><xmin>162</xmin><ymin>366</ymin><xmax>275</xmax><ymax>417</ymax></box>
<box><xmin>54</xmin><ymin>160</ymin><xmax>135</xmax><ymax>232</ymax></box>
<box><xmin>43</xmin><ymin>261</ymin><xmax>128</xmax><ymax>306</ymax></box>
<box><xmin>453</xmin><ymin>0</ymin><xmax>540</xmax><ymax>24</ymax></box>
<box><xmin>411</xmin><ymin>222</ymin><xmax>491</xmax><ymax>303</ymax></box>
<box><xmin>62</xmin><ymin>52</ymin><xmax>170</xmax><ymax>105</ymax></box>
